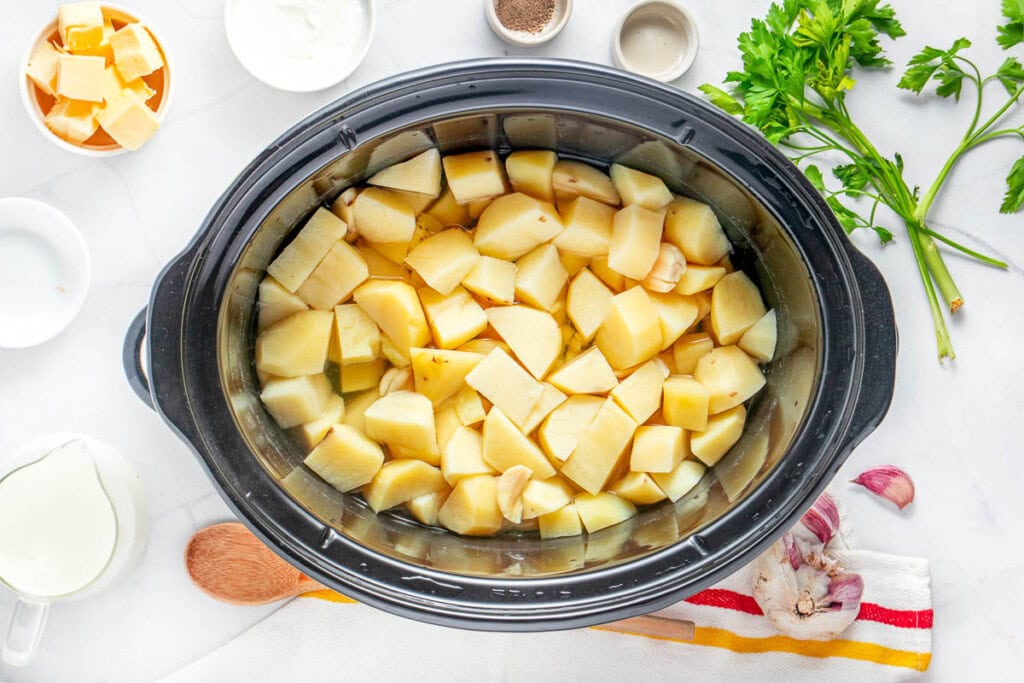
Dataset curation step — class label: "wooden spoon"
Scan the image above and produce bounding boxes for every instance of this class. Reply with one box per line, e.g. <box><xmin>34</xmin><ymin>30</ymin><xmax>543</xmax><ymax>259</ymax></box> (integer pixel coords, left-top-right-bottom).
<box><xmin>185</xmin><ymin>522</ymin><xmax>694</xmax><ymax>640</ymax></box>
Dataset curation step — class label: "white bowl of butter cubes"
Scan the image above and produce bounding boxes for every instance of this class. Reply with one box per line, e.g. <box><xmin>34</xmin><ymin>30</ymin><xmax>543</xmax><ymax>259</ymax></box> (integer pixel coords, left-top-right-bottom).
<box><xmin>20</xmin><ymin>2</ymin><xmax>172</xmax><ymax>156</ymax></box>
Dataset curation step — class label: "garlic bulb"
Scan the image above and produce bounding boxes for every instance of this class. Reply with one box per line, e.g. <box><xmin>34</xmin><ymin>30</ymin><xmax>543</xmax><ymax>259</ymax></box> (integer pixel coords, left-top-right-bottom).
<box><xmin>752</xmin><ymin>494</ymin><xmax>863</xmax><ymax>640</ymax></box>
<box><xmin>851</xmin><ymin>465</ymin><xmax>915</xmax><ymax>510</ymax></box>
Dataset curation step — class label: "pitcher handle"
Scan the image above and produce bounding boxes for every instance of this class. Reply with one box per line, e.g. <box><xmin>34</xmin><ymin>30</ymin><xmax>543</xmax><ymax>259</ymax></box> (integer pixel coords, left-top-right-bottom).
<box><xmin>2</xmin><ymin>598</ymin><xmax>49</xmax><ymax>667</ymax></box>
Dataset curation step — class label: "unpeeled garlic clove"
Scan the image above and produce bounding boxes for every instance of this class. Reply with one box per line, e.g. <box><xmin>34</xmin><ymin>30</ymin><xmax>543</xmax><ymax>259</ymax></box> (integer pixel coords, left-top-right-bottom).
<box><xmin>800</xmin><ymin>492</ymin><xmax>840</xmax><ymax>544</ymax></box>
<box><xmin>850</xmin><ymin>465</ymin><xmax>915</xmax><ymax>510</ymax></box>
<box><xmin>642</xmin><ymin>243</ymin><xmax>686</xmax><ymax>293</ymax></box>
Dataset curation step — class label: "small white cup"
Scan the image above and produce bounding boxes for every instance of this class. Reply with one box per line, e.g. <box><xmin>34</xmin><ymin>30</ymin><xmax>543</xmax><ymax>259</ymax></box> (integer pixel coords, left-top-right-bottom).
<box><xmin>613</xmin><ymin>0</ymin><xmax>700</xmax><ymax>82</ymax></box>
<box><xmin>486</xmin><ymin>0</ymin><xmax>573</xmax><ymax>47</ymax></box>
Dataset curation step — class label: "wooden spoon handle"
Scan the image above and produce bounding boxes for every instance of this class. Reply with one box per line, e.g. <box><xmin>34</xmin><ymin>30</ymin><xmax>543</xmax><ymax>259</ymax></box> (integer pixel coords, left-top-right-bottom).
<box><xmin>597</xmin><ymin>615</ymin><xmax>696</xmax><ymax>641</ymax></box>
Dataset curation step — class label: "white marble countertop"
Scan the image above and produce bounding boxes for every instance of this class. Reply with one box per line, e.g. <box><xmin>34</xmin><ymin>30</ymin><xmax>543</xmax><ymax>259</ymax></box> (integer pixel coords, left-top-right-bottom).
<box><xmin>1</xmin><ymin>0</ymin><xmax>1022</xmax><ymax>680</ymax></box>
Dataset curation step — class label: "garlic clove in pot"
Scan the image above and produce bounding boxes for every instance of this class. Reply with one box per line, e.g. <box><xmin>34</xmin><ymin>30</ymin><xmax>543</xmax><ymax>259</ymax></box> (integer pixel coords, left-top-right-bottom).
<box><xmin>850</xmin><ymin>465</ymin><xmax>915</xmax><ymax>510</ymax></box>
<box><xmin>642</xmin><ymin>243</ymin><xmax>686</xmax><ymax>293</ymax></box>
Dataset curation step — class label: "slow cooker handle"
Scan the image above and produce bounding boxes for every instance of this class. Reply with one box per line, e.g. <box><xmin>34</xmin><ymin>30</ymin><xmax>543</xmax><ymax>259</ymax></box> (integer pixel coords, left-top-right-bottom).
<box><xmin>122</xmin><ymin>308</ymin><xmax>154</xmax><ymax>410</ymax></box>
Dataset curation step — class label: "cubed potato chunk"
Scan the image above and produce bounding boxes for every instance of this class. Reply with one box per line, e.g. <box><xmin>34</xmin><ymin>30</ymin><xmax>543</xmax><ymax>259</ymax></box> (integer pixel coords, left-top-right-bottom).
<box><xmin>379</xmin><ymin>335</ymin><xmax>410</xmax><ymax>367</ymax></box>
<box><xmin>406</xmin><ymin>490</ymin><xmax>450</xmax><ymax>526</ymax></box>
<box><xmin>367</xmin><ymin>148</ymin><xmax>442</xmax><ymax>197</ymax></box>
<box><xmin>710</xmin><ymin>271</ymin><xmax>768</xmax><ymax>345</ymax></box>
<box><xmin>296</xmin><ymin>394</ymin><xmax>346</xmax><ymax>448</ymax></box>
<box><xmin>458</xmin><ymin>338</ymin><xmax>510</xmax><ymax>356</ymax></box>
<box><xmin>258</xmin><ymin>277</ymin><xmax>308</xmax><ymax>331</ymax></box>
<box><xmin>539</xmin><ymin>394</ymin><xmax>604</xmax><ymax>462</ymax></box>
<box><xmin>574</xmin><ymin>492</ymin><xmax>637</xmax><ymax>533</ymax></box>
<box><xmin>595</xmin><ymin>287</ymin><xmax>663</xmax><ymax>370</ymax></box>
<box><xmin>465</xmin><ymin>348</ymin><xmax>543</xmax><ymax>428</ymax></box>
<box><xmin>340</xmin><ymin>358</ymin><xmax>387</xmax><ymax>393</ymax></box>
<box><xmin>520</xmin><ymin>382</ymin><xmax>568</xmax><ymax>435</ymax></box>
<box><xmin>295</xmin><ymin>240</ymin><xmax>369</xmax><ymax>310</ymax></box>
<box><xmin>481</xmin><ymin>407</ymin><xmax>557</xmax><ymax>478</ymax></box>
<box><xmin>629</xmin><ymin>424</ymin><xmax>685</xmax><ymax>473</ymax></box>
<box><xmin>738</xmin><ymin>309</ymin><xmax>777</xmax><ymax>363</ymax></box>
<box><xmin>330</xmin><ymin>187</ymin><xmax>359</xmax><ymax>237</ymax></box>
<box><xmin>559</xmin><ymin>251</ymin><xmax>591</xmax><ymax>277</ymax></box>
<box><xmin>259</xmin><ymin>374</ymin><xmax>332</xmax><ymax>428</ymax></box>
<box><xmin>353</xmin><ymin>187</ymin><xmax>417</xmax><ymax>244</ymax></box>
<box><xmin>485</xmin><ymin>305</ymin><xmax>561</xmax><ymax>379</ymax></box>
<box><xmin>355</xmin><ymin>242</ymin><xmax>409</xmax><ymax>280</ymax></box>
<box><xmin>662</xmin><ymin>375</ymin><xmax>711</xmax><ymax>431</ymax></box>
<box><xmin>410</xmin><ymin>347</ymin><xmax>484</xmax><ymax>405</ymax></box>
<box><xmin>664</xmin><ymin>196</ymin><xmax>731</xmax><ymax>265</ymax></box>
<box><xmin>521</xmin><ymin>476</ymin><xmax>575</xmax><ymax>519</ymax></box>
<box><xmin>690</xmin><ymin>405</ymin><xmax>746</xmax><ymax>466</ymax></box>
<box><xmin>267</xmin><ymin>208</ymin><xmax>348</xmax><ymax>292</ymax></box>
<box><xmin>553</xmin><ymin>196</ymin><xmax>615</xmax><ymax>257</ymax></box>
<box><xmin>589</xmin><ymin>256</ymin><xmax>625</xmax><ymax>291</ymax></box>
<box><xmin>404</xmin><ymin>228</ymin><xmax>481</xmax><ymax>295</ymax></box>
<box><xmin>562</xmin><ymin>399</ymin><xmax>637</xmax><ymax>494</ymax></box>
<box><xmin>418</xmin><ymin>286</ymin><xmax>487</xmax><ymax>349</ymax></box>
<box><xmin>442</xmin><ymin>151</ymin><xmax>508</xmax><ymax>203</ymax></box>
<box><xmin>515</xmin><ymin>244</ymin><xmax>568</xmax><ymax>312</ymax></box>
<box><xmin>341</xmin><ymin>388</ymin><xmax>379</xmax><ymax>433</ymax></box>
<box><xmin>675</xmin><ymin>264</ymin><xmax>727</xmax><ymax>295</ymax></box>
<box><xmin>474</xmin><ymin>193</ymin><xmax>562</xmax><ymax>260</ymax></box>
<box><xmin>305</xmin><ymin>424</ymin><xmax>385</xmax><ymax>492</ymax></box>
<box><xmin>649</xmin><ymin>292</ymin><xmax>699</xmax><ymax>350</ymax></box>
<box><xmin>333</xmin><ymin>304</ymin><xmax>381</xmax><ymax>366</ymax></box>
<box><xmin>425</xmin><ymin>187</ymin><xmax>471</xmax><ymax>228</ymax></box>
<box><xmin>364</xmin><ymin>459</ymin><xmax>447</xmax><ymax>512</ymax></box>
<box><xmin>693</xmin><ymin>345</ymin><xmax>765</xmax><ymax>414</ymax></box>
<box><xmin>364</xmin><ymin>391</ymin><xmax>440</xmax><ymax>463</ymax></box>
<box><xmin>454</xmin><ymin>386</ymin><xmax>487</xmax><ymax>426</ymax></box>
<box><xmin>538</xmin><ymin>502</ymin><xmax>583</xmax><ymax>539</ymax></box>
<box><xmin>610</xmin><ymin>164</ymin><xmax>673</xmax><ymax>210</ymax></box>
<box><xmin>506</xmin><ymin>150</ymin><xmax>557</xmax><ymax>201</ymax></box>
<box><xmin>441</xmin><ymin>425</ymin><xmax>496</xmax><ymax>485</ymax></box>
<box><xmin>462</xmin><ymin>255</ymin><xmax>516</xmax><ymax>304</ymax></box>
<box><xmin>547</xmin><ymin>347</ymin><xmax>618</xmax><ymax>395</ymax></box>
<box><xmin>434</xmin><ymin>404</ymin><xmax>462</xmax><ymax>451</ymax></box>
<box><xmin>651</xmin><ymin>460</ymin><xmax>707</xmax><ymax>502</ymax></box>
<box><xmin>565</xmin><ymin>268</ymin><xmax>614</xmax><ymax>342</ymax></box>
<box><xmin>552</xmin><ymin>161</ymin><xmax>620</xmax><ymax>206</ymax></box>
<box><xmin>610</xmin><ymin>359</ymin><xmax>668</xmax><ymax>423</ymax></box>
<box><xmin>353</xmin><ymin>280</ymin><xmax>430</xmax><ymax>355</ymax></box>
<box><xmin>438</xmin><ymin>475</ymin><xmax>503</xmax><ymax>536</ymax></box>
<box><xmin>673</xmin><ymin>332</ymin><xmax>715</xmax><ymax>374</ymax></box>
<box><xmin>607</xmin><ymin>205</ymin><xmax>666</xmax><ymax>279</ymax></box>
<box><xmin>393</xmin><ymin>190</ymin><xmax>437</xmax><ymax>215</ymax></box>
<box><xmin>255</xmin><ymin>310</ymin><xmax>333</xmax><ymax>377</ymax></box>
<box><xmin>609</xmin><ymin>471</ymin><xmax>669</xmax><ymax>505</ymax></box>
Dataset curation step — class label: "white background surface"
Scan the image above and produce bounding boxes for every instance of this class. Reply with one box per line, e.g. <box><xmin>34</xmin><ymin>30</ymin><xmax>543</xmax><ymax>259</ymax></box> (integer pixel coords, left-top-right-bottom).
<box><xmin>1</xmin><ymin>0</ymin><xmax>1021</xmax><ymax>680</ymax></box>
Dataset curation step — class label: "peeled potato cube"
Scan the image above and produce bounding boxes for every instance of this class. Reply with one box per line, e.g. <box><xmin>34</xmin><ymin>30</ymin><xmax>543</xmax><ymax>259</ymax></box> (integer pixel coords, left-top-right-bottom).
<box><xmin>258</xmin><ymin>277</ymin><xmax>308</xmax><ymax>331</ymax></box>
<box><xmin>267</xmin><ymin>208</ymin><xmax>348</xmax><ymax>292</ymax></box>
<box><xmin>515</xmin><ymin>244</ymin><xmax>569</xmax><ymax>312</ymax></box>
<box><xmin>441</xmin><ymin>425</ymin><xmax>496</xmax><ymax>486</ymax></box>
<box><xmin>561</xmin><ymin>399</ymin><xmax>637</xmax><ymax>494</ymax></box>
<box><xmin>673</xmin><ymin>332</ymin><xmax>715</xmax><ymax>375</ymax></box>
<box><xmin>664</xmin><ymin>196</ymin><xmax>731</xmax><ymax>265</ymax></box>
<box><xmin>710</xmin><ymin>271</ymin><xmax>768</xmax><ymax>345</ymax></box>
<box><xmin>418</xmin><ymin>285</ymin><xmax>488</xmax><ymax>349</ymax></box>
<box><xmin>462</xmin><ymin>255</ymin><xmax>516</xmax><ymax>304</ymax></box>
<box><xmin>482</xmin><ymin>407</ymin><xmax>556</xmax><ymax>478</ymax></box>
<box><xmin>341</xmin><ymin>388</ymin><xmax>380</xmax><ymax>434</ymax></box>
<box><xmin>690</xmin><ymin>405</ymin><xmax>746</xmax><ymax>466</ymax></box>
<box><xmin>442</xmin><ymin>151</ymin><xmax>507</xmax><ymax>203</ymax></box>
<box><xmin>506</xmin><ymin>150</ymin><xmax>557</xmax><ymax>201</ymax></box>
<box><xmin>410</xmin><ymin>347</ymin><xmax>484</xmax><ymax>405</ymax></box>
<box><xmin>296</xmin><ymin>394</ymin><xmax>346</xmax><ymax>448</ymax></box>
<box><xmin>565</xmin><ymin>268</ymin><xmax>613</xmax><ymax>342</ymax></box>
<box><xmin>553</xmin><ymin>196</ymin><xmax>615</xmax><ymax>257</ymax></box>
<box><xmin>607</xmin><ymin>205</ymin><xmax>665</xmax><ymax>280</ymax></box>
<box><xmin>305</xmin><ymin>423</ymin><xmax>384</xmax><ymax>492</ymax></box>
<box><xmin>438</xmin><ymin>475</ymin><xmax>503</xmax><ymax>536</ymax></box>
<box><xmin>574</xmin><ymin>492</ymin><xmax>637</xmax><ymax>533</ymax></box>
<box><xmin>609</xmin><ymin>471</ymin><xmax>669</xmax><ymax>505</ymax></box>
<box><xmin>559</xmin><ymin>251</ymin><xmax>591</xmax><ymax>278</ymax></box>
<box><xmin>353</xmin><ymin>187</ymin><xmax>417</xmax><ymax>244</ymax></box>
<box><xmin>340</xmin><ymin>358</ymin><xmax>387</xmax><ymax>393</ymax></box>
<box><xmin>405</xmin><ymin>228</ymin><xmax>481</xmax><ymax>296</ymax></box>
<box><xmin>547</xmin><ymin>347</ymin><xmax>618</xmax><ymax>395</ymax></box>
<box><xmin>259</xmin><ymin>374</ymin><xmax>332</xmax><ymax>428</ymax></box>
<box><xmin>434</xmin><ymin>404</ymin><xmax>462</xmax><ymax>451</ymax></box>
<box><xmin>474</xmin><ymin>193</ymin><xmax>562</xmax><ymax>260</ymax></box>
<box><xmin>738</xmin><ymin>309</ymin><xmax>778</xmax><ymax>363</ymax></box>
<box><xmin>520</xmin><ymin>382</ymin><xmax>568</xmax><ymax>435</ymax></box>
<box><xmin>255</xmin><ymin>310</ymin><xmax>333</xmax><ymax>377</ymax></box>
<box><xmin>364</xmin><ymin>391</ymin><xmax>440</xmax><ymax>463</ymax></box>
<box><xmin>465</xmin><ymin>348</ymin><xmax>544</xmax><ymax>428</ymax></box>
<box><xmin>485</xmin><ymin>305</ymin><xmax>561</xmax><ymax>379</ymax></box>
<box><xmin>629</xmin><ymin>424</ymin><xmax>685</xmax><ymax>473</ymax></box>
<box><xmin>651</xmin><ymin>460</ymin><xmax>707</xmax><ymax>502</ymax></box>
<box><xmin>393</xmin><ymin>190</ymin><xmax>437</xmax><ymax>215</ymax></box>
<box><xmin>355</xmin><ymin>242</ymin><xmax>408</xmax><ymax>279</ymax></box>
<box><xmin>595</xmin><ymin>287</ymin><xmax>663</xmax><ymax>370</ymax></box>
<box><xmin>454</xmin><ymin>386</ymin><xmax>486</xmax><ymax>426</ymax></box>
<box><xmin>662</xmin><ymin>375</ymin><xmax>711</xmax><ymax>431</ymax></box>
<box><xmin>425</xmin><ymin>187</ymin><xmax>470</xmax><ymax>227</ymax></box>
<box><xmin>610</xmin><ymin>164</ymin><xmax>673</xmax><ymax>210</ymax></box>
<box><xmin>538</xmin><ymin>395</ymin><xmax>604</xmax><ymax>462</ymax></box>
<box><xmin>295</xmin><ymin>240</ymin><xmax>369</xmax><ymax>310</ymax></box>
<box><xmin>610</xmin><ymin>359</ymin><xmax>668</xmax><ymax>423</ymax></box>
<box><xmin>521</xmin><ymin>477</ymin><xmax>574</xmax><ymax>519</ymax></box>
<box><xmin>538</xmin><ymin>503</ymin><xmax>583</xmax><ymax>539</ymax></box>
<box><xmin>675</xmin><ymin>265</ymin><xmax>727</xmax><ymax>295</ymax></box>
<box><xmin>353</xmin><ymin>280</ymin><xmax>430</xmax><ymax>355</ymax></box>
<box><xmin>406</xmin><ymin>490</ymin><xmax>450</xmax><ymax>526</ymax></box>
<box><xmin>368</xmin><ymin>148</ymin><xmax>442</xmax><ymax>197</ymax></box>
<box><xmin>649</xmin><ymin>291</ymin><xmax>699</xmax><ymax>350</ymax></box>
<box><xmin>694</xmin><ymin>345</ymin><xmax>765</xmax><ymax>414</ymax></box>
<box><xmin>364</xmin><ymin>459</ymin><xmax>447</xmax><ymax>512</ymax></box>
<box><xmin>552</xmin><ymin>161</ymin><xmax>620</xmax><ymax>206</ymax></box>
<box><xmin>590</xmin><ymin>256</ymin><xmax>625</xmax><ymax>291</ymax></box>
<box><xmin>330</xmin><ymin>188</ymin><xmax>359</xmax><ymax>238</ymax></box>
<box><xmin>332</xmin><ymin>304</ymin><xmax>381</xmax><ymax>366</ymax></box>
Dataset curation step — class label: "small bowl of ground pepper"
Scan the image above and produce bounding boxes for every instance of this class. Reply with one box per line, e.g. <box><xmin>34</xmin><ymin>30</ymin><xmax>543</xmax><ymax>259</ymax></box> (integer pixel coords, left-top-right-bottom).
<box><xmin>486</xmin><ymin>0</ymin><xmax>572</xmax><ymax>46</ymax></box>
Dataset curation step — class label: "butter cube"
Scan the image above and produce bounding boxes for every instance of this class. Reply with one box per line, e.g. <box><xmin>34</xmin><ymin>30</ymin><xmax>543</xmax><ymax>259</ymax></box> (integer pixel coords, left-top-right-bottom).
<box><xmin>58</xmin><ymin>3</ymin><xmax>105</xmax><ymax>52</ymax></box>
<box><xmin>26</xmin><ymin>41</ymin><xmax>63</xmax><ymax>96</ymax></box>
<box><xmin>56</xmin><ymin>54</ymin><xmax>106</xmax><ymax>102</ymax></box>
<box><xmin>44</xmin><ymin>98</ymin><xmax>99</xmax><ymax>144</ymax></box>
<box><xmin>110</xmin><ymin>24</ymin><xmax>164</xmax><ymax>82</ymax></box>
<box><xmin>74</xmin><ymin>16</ymin><xmax>115</xmax><ymax>62</ymax></box>
<box><xmin>96</xmin><ymin>92</ymin><xmax>160</xmax><ymax>150</ymax></box>
<box><xmin>101</xmin><ymin>66</ymin><xmax>155</xmax><ymax>105</ymax></box>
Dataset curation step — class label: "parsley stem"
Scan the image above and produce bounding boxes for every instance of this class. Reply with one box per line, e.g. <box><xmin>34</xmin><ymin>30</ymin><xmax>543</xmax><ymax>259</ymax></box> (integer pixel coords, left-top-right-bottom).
<box><xmin>918</xmin><ymin>225</ymin><xmax>1008</xmax><ymax>268</ymax></box>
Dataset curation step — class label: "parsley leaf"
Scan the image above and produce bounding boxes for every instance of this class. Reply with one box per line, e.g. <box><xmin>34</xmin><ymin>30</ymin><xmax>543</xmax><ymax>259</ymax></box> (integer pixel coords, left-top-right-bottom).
<box><xmin>1000</xmin><ymin>156</ymin><xmax>1024</xmax><ymax>213</ymax></box>
<box><xmin>998</xmin><ymin>0</ymin><xmax>1024</xmax><ymax>49</ymax></box>
<box><xmin>996</xmin><ymin>56</ymin><xmax>1024</xmax><ymax>94</ymax></box>
<box><xmin>897</xmin><ymin>39</ymin><xmax>971</xmax><ymax>96</ymax></box>
<box><xmin>698</xmin><ymin>84</ymin><xmax>744</xmax><ymax>115</ymax></box>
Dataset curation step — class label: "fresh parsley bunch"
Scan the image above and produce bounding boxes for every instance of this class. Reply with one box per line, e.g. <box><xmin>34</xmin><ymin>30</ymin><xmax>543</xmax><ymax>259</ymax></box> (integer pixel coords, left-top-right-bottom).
<box><xmin>701</xmin><ymin>0</ymin><xmax>1024</xmax><ymax>361</ymax></box>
